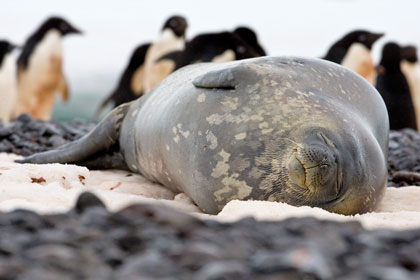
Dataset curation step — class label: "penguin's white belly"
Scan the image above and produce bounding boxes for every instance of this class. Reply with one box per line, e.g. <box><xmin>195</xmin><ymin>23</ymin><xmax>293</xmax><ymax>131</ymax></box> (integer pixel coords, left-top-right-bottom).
<box><xmin>143</xmin><ymin>29</ymin><xmax>184</xmax><ymax>92</ymax></box>
<box><xmin>16</xmin><ymin>30</ymin><xmax>64</xmax><ymax>120</ymax></box>
<box><xmin>25</xmin><ymin>30</ymin><xmax>63</xmax><ymax>89</ymax></box>
<box><xmin>0</xmin><ymin>54</ymin><xmax>17</xmax><ymax>122</ymax></box>
<box><xmin>341</xmin><ymin>43</ymin><xmax>376</xmax><ymax>86</ymax></box>
<box><xmin>401</xmin><ymin>61</ymin><xmax>420</xmax><ymax>130</ymax></box>
<box><xmin>212</xmin><ymin>49</ymin><xmax>236</xmax><ymax>63</ymax></box>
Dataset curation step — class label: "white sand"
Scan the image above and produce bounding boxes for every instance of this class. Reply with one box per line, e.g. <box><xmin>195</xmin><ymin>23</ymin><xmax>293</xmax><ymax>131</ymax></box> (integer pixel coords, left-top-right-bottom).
<box><xmin>1</xmin><ymin>153</ymin><xmax>419</xmax><ymax>230</ymax></box>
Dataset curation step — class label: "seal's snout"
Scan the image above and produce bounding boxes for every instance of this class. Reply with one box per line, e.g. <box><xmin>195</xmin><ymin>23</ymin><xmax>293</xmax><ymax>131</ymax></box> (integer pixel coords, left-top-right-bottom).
<box><xmin>288</xmin><ymin>152</ymin><xmax>306</xmax><ymax>190</ymax></box>
<box><xmin>288</xmin><ymin>144</ymin><xmax>338</xmax><ymax>196</ymax></box>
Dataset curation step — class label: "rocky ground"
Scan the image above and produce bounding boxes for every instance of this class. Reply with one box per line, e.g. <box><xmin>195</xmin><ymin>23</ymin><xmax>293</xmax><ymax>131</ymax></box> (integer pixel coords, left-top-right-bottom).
<box><xmin>0</xmin><ymin>192</ymin><xmax>418</xmax><ymax>280</ymax></box>
<box><xmin>0</xmin><ymin>115</ymin><xmax>420</xmax><ymax>279</ymax></box>
<box><xmin>388</xmin><ymin>129</ymin><xmax>420</xmax><ymax>187</ymax></box>
<box><xmin>0</xmin><ymin>114</ymin><xmax>95</xmax><ymax>156</ymax></box>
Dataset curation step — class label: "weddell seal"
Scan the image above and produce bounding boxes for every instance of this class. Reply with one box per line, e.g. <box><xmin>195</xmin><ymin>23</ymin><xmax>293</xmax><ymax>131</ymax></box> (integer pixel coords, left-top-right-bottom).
<box><xmin>18</xmin><ymin>56</ymin><xmax>389</xmax><ymax>215</ymax></box>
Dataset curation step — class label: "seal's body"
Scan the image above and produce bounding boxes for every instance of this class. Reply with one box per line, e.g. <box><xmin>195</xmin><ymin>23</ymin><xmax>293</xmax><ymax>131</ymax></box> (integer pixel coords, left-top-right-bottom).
<box><xmin>19</xmin><ymin>57</ymin><xmax>389</xmax><ymax>215</ymax></box>
<box><xmin>15</xmin><ymin>17</ymin><xmax>81</xmax><ymax>120</ymax></box>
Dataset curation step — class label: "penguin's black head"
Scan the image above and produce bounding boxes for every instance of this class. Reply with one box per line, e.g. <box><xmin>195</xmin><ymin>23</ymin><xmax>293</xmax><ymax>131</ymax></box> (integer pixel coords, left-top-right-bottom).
<box><xmin>234</xmin><ymin>27</ymin><xmax>258</xmax><ymax>45</ymax></box>
<box><xmin>0</xmin><ymin>40</ymin><xmax>16</xmax><ymax>65</ymax></box>
<box><xmin>401</xmin><ymin>45</ymin><xmax>418</xmax><ymax>63</ymax></box>
<box><xmin>40</xmin><ymin>16</ymin><xmax>82</xmax><ymax>36</ymax></box>
<box><xmin>0</xmin><ymin>40</ymin><xmax>16</xmax><ymax>55</ymax></box>
<box><xmin>341</xmin><ymin>30</ymin><xmax>384</xmax><ymax>50</ymax></box>
<box><xmin>378</xmin><ymin>42</ymin><xmax>402</xmax><ymax>74</ymax></box>
<box><xmin>162</xmin><ymin>15</ymin><xmax>188</xmax><ymax>37</ymax></box>
<box><xmin>233</xmin><ymin>26</ymin><xmax>266</xmax><ymax>56</ymax></box>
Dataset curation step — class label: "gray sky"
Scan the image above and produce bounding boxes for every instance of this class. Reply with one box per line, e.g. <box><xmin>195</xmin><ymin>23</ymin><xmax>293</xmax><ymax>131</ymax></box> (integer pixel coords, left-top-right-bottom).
<box><xmin>1</xmin><ymin>0</ymin><xmax>420</xmax><ymax>94</ymax></box>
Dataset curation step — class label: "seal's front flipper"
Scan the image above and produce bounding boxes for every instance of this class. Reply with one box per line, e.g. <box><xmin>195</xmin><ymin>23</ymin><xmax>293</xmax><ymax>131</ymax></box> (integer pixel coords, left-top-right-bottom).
<box><xmin>192</xmin><ymin>63</ymin><xmax>260</xmax><ymax>90</ymax></box>
<box><xmin>16</xmin><ymin>103</ymin><xmax>131</xmax><ymax>165</ymax></box>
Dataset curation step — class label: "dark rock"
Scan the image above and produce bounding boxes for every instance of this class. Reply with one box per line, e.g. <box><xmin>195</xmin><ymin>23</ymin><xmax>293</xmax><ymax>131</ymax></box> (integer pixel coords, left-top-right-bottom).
<box><xmin>251</xmin><ymin>248</ymin><xmax>334</xmax><ymax>279</ymax></box>
<box><xmin>75</xmin><ymin>192</ymin><xmax>107</xmax><ymax>214</ymax></box>
<box><xmin>116</xmin><ymin>203</ymin><xmax>204</xmax><ymax>232</ymax></box>
<box><xmin>48</xmin><ymin>135</ymin><xmax>67</xmax><ymax>148</ymax></box>
<box><xmin>0</xmin><ymin>139</ymin><xmax>13</xmax><ymax>153</ymax></box>
<box><xmin>115</xmin><ymin>250</ymin><xmax>180</xmax><ymax>278</ymax></box>
<box><xmin>16</xmin><ymin>113</ymin><xmax>32</xmax><ymax>123</ymax></box>
<box><xmin>193</xmin><ymin>260</ymin><xmax>251</xmax><ymax>280</ymax></box>
<box><xmin>0</xmin><ymin>125</ymin><xmax>13</xmax><ymax>137</ymax></box>
<box><xmin>41</xmin><ymin>123</ymin><xmax>62</xmax><ymax>137</ymax></box>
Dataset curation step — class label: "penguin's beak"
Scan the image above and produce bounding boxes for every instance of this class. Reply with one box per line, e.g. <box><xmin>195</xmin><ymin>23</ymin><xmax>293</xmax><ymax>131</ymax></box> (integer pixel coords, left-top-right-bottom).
<box><xmin>401</xmin><ymin>46</ymin><xmax>418</xmax><ymax>63</ymax></box>
<box><xmin>370</xmin><ymin>33</ymin><xmax>384</xmax><ymax>44</ymax></box>
<box><xmin>8</xmin><ymin>43</ymin><xmax>20</xmax><ymax>52</ymax></box>
<box><xmin>67</xmin><ymin>24</ymin><xmax>83</xmax><ymax>35</ymax></box>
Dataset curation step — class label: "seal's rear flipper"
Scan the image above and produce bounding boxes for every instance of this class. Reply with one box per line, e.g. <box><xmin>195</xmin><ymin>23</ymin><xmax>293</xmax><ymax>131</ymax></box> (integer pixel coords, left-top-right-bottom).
<box><xmin>192</xmin><ymin>63</ymin><xmax>259</xmax><ymax>90</ymax></box>
<box><xmin>16</xmin><ymin>103</ymin><xmax>131</xmax><ymax>166</ymax></box>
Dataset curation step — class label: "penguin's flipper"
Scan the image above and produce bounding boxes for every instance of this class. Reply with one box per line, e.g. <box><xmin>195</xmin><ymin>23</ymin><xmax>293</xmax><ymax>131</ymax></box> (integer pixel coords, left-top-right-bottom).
<box><xmin>323</xmin><ymin>45</ymin><xmax>347</xmax><ymax>64</ymax></box>
<box><xmin>155</xmin><ymin>50</ymin><xmax>184</xmax><ymax>70</ymax></box>
<box><xmin>58</xmin><ymin>71</ymin><xmax>69</xmax><ymax>102</ymax></box>
<box><xmin>16</xmin><ymin>103</ymin><xmax>131</xmax><ymax>166</ymax></box>
<box><xmin>156</xmin><ymin>50</ymin><xmax>182</xmax><ymax>63</ymax></box>
<box><xmin>192</xmin><ymin>63</ymin><xmax>259</xmax><ymax>90</ymax></box>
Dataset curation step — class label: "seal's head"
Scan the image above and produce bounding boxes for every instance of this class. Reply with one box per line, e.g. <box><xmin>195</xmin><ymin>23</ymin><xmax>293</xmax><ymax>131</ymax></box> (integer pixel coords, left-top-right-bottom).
<box><xmin>277</xmin><ymin>124</ymin><xmax>387</xmax><ymax>215</ymax></box>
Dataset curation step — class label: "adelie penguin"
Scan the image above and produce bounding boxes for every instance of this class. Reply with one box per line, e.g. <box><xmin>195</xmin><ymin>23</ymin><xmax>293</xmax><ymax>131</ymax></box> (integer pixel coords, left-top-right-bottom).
<box><xmin>94</xmin><ymin>43</ymin><xmax>151</xmax><ymax>119</ymax></box>
<box><xmin>0</xmin><ymin>40</ymin><xmax>17</xmax><ymax>122</ymax></box>
<box><xmin>400</xmin><ymin>45</ymin><xmax>420</xmax><ymax>130</ymax></box>
<box><xmin>15</xmin><ymin>16</ymin><xmax>82</xmax><ymax>120</ymax></box>
<box><xmin>96</xmin><ymin>15</ymin><xmax>187</xmax><ymax>116</ymax></box>
<box><xmin>376</xmin><ymin>42</ymin><xmax>417</xmax><ymax>130</ymax></box>
<box><xmin>323</xmin><ymin>30</ymin><xmax>384</xmax><ymax>85</ymax></box>
<box><xmin>157</xmin><ymin>26</ymin><xmax>266</xmax><ymax>71</ymax></box>
<box><xmin>142</xmin><ymin>15</ymin><xmax>188</xmax><ymax>93</ymax></box>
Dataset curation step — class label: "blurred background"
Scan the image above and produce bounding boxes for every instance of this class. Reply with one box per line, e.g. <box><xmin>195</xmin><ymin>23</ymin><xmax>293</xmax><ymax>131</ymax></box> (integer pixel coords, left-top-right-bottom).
<box><xmin>1</xmin><ymin>0</ymin><xmax>419</xmax><ymax>121</ymax></box>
